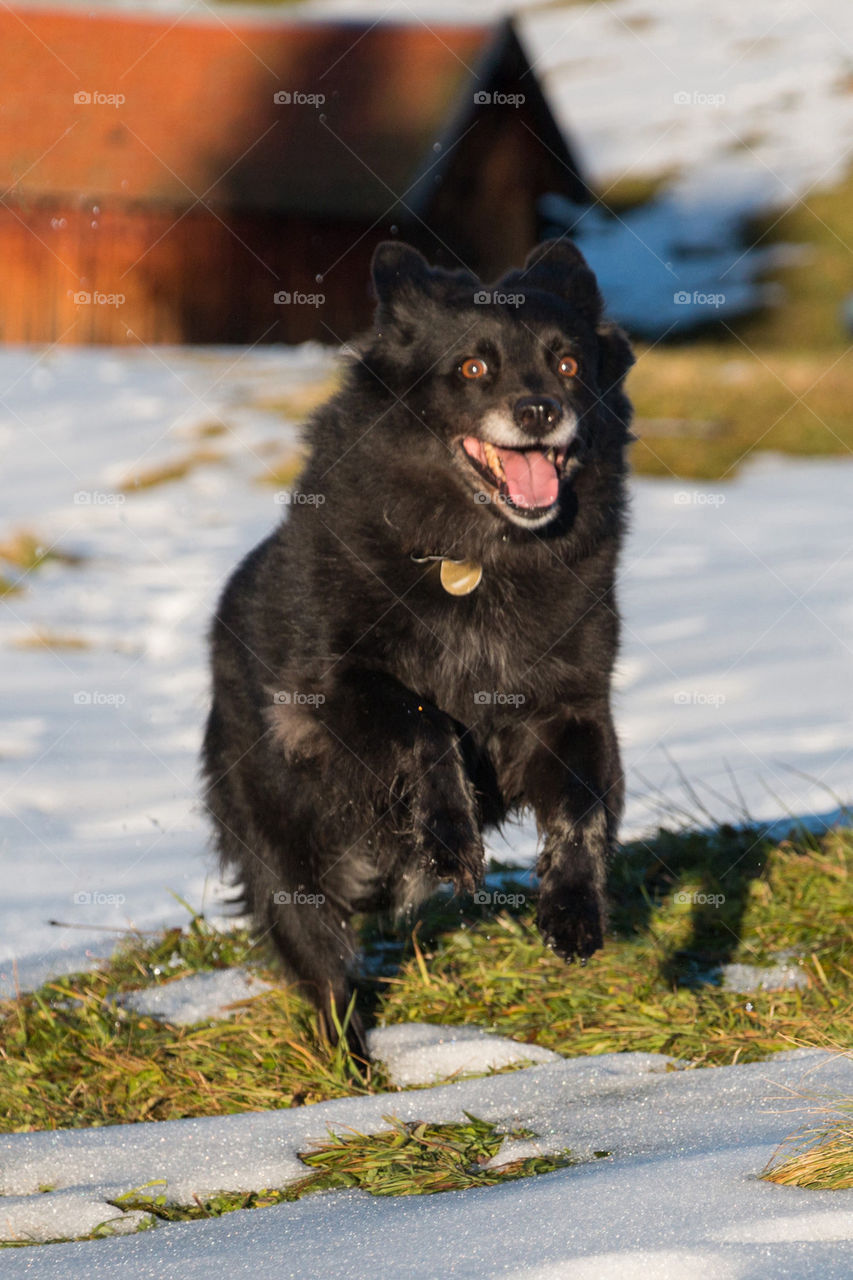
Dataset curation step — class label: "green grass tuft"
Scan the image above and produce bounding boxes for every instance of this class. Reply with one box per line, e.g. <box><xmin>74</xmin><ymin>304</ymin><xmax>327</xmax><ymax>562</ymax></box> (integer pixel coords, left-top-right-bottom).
<box><xmin>0</xmin><ymin>913</ymin><xmax>374</xmax><ymax>1132</ymax></box>
<box><xmin>109</xmin><ymin>1114</ymin><xmax>577</xmax><ymax>1226</ymax></box>
<box><xmin>295</xmin><ymin>1113</ymin><xmax>577</xmax><ymax>1196</ymax></box>
<box><xmin>381</xmin><ymin>826</ymin><xmax>853</xmax><ymax>1067</ymax></box>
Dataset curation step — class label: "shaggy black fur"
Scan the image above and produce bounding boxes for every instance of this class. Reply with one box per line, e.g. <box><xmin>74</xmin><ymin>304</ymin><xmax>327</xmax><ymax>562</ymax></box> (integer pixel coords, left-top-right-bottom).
<box><xmin>202</xmin><ymin>239</ymin><xmax>634</xmax><ymax>1059</ymax></box>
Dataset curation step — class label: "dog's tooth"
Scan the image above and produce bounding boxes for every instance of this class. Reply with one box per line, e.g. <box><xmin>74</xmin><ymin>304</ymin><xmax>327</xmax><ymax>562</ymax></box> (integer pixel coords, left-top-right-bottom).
<box><xmin>546</xmin><ymin>447</ymin><xmax>557</xmax><ymax>465</ymax></box>
<box><xmin>482</xmin><ymin>440</ymin><xmax>504</xmax><ymax>478</ymax></box>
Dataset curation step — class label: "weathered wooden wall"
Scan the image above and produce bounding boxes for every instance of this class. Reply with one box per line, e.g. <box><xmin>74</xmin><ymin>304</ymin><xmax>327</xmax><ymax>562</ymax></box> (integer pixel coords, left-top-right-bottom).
<box><xmin>0</xmin><ymin>201</ymin><xmax>396</xmax><ymax>345</ymax></box>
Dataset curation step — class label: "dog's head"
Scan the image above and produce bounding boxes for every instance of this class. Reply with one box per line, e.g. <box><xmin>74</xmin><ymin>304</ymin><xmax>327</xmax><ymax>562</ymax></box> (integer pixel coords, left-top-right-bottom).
<box><xmin>361</xmin><ymin>239</ymin><xmax>634</xmax><ymax>532</ymax></box>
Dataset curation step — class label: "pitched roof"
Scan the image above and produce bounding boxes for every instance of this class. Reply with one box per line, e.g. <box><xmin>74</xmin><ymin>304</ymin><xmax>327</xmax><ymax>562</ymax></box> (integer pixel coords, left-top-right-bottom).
<box><xmin>0</xmin><ymin>9</ymin><xmax>584</xmax><ymax>220</ymax></box>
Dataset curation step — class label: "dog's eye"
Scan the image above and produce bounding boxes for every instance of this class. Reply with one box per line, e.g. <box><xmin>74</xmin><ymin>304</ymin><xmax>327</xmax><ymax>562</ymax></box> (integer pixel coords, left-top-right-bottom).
<box><xmin>460</xmin><ymin>357</ymin><xmax>488</xmax><ymax>380</ymax></box>
<box><xmin>558</xmin><ymin>355</ymin><xmax>579</xmax><ymax>378</ymax></box>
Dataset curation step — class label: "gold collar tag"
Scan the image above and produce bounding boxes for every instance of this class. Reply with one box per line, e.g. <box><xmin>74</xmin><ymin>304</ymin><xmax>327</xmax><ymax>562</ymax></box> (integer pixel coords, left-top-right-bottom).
<box><xmin>439</xmin><ymin>559</ymin><xmax>483</xmax><ymax>596</ymax></box>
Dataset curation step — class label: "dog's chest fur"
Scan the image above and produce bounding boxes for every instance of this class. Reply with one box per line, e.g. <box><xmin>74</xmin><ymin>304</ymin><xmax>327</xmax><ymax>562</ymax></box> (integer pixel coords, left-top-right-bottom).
<box><xmin>361</xmin><ymin>557</ymin><xmax>613</xmax><ymax>727</ymax></box>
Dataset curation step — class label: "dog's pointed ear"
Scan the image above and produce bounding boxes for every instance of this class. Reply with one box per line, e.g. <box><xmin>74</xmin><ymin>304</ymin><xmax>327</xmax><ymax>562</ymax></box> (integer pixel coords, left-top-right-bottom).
<box><xmin>523</xmin><ymin>237</ymin><xmax>589</xmax><ymax>275</ymax></box>
<box><xmin>597</xmin><ymin>321</ymin><xmax>634</xmax><ymax>392</ymax></box>
<box><xmin>371</xmin><ymin>242</ymin><xmax>432</xmax><ymax>319</ymax></box>
<box><xmin>520</xmin><ymin>237</ymin><xmax>602</xmax><ymax>323</ymax></box>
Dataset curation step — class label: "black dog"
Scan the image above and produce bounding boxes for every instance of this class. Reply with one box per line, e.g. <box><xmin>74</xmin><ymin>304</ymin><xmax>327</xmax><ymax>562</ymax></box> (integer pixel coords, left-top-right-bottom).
<box><xmin>202</xmin><ymin>239</ymin><xmax>634</xmax><ymax>1058</ymax></box>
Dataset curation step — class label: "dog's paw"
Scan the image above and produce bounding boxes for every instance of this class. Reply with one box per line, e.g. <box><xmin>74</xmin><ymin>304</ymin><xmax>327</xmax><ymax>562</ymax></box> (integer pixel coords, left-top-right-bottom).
<box><xmin>536</xmin><ymin>879</ymin><xmax>605</xmax><ymax>963</ymax></box>
<box><xmin>418</xmin><ymin>810</ymin><xmax>485</xmax><ymax>894</ymax></box>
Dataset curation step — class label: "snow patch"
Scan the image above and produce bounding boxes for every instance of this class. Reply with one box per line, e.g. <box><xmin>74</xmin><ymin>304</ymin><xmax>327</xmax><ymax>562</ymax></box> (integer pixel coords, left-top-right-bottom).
<box><xmin>0</xmin><ymin>1191</ymin><xmax>153</xmax><ymax>1245</ymax></box>
<box><xmin>367</xmin><ymin>1022</ymin><xmax>560</xmax><ymax>1086</ymax></box>
<box><xmin>114</xmin><ymin>969</ymin><xmax>274</xmax><ymax>1025</ymax></box>
<box><xmin>720</xmin><ymin>960</ymin><xmax>810</xmax><ymax>994</ymax></box>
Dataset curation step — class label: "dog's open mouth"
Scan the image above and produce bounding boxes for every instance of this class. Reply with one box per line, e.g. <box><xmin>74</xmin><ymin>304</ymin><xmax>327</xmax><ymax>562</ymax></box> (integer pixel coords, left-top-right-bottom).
<box><xmin>460</xmin><ymin>437</ymin><xmax>570</xmax><ymax>514</ymax></box>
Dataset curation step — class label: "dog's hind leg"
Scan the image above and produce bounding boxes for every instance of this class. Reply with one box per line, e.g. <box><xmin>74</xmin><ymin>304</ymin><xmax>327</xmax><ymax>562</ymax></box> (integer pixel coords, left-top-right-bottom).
<box><xmin>228</xmin><ymin>818</ymin><xmax>369</xmax><ymax>1060</ymax></box>
<box><xmin>259</xmin><ymin>884</ymin><xmax>369</xmax><ymax>1061</ymax></box>
<box><xmin>202</xmin><ymin>754</ymin><xmax>368</xmax><ymax>1062</ymax></box>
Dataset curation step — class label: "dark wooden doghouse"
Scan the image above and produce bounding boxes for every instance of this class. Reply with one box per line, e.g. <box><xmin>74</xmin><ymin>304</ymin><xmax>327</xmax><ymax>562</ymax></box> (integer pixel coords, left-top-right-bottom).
<box><xmin>0</xmin><ymin>9</ymin><xmax>588</xmax><ymax>345</ymax></box>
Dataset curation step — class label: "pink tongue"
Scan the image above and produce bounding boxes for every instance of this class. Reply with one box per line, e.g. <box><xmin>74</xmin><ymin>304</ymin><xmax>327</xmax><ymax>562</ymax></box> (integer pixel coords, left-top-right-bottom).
<box><xmin>497</xmin><ymin>447</ymin><xmax>559</xmax><ymax>509</ymax></box>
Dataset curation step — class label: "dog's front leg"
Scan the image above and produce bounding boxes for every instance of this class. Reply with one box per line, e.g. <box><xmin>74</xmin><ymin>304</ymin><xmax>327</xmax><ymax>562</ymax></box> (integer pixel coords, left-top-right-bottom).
<box><xmin>522</xmin><ymin>712</ymin><xmax>623</xmax><ymax>962</ymax></box>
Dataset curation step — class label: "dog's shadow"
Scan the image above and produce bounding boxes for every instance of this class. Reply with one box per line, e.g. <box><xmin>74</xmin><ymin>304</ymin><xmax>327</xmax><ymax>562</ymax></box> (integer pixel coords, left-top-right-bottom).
<box><xmin>358</xmin><ymin>824</ymin><xmax>779</xmax><ymax>1032</ymax></box>
<box><xmin>609</xmin><ymin>823</ymin><xmax>776</xmax><ymax>988</ymax></box>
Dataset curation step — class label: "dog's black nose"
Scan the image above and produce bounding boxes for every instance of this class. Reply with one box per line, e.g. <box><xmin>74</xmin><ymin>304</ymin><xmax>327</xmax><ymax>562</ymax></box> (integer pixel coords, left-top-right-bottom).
<box><xmin>513</xmin><ymin>396</ymin><xmax>563</xmax><ymax>436</ymax></box>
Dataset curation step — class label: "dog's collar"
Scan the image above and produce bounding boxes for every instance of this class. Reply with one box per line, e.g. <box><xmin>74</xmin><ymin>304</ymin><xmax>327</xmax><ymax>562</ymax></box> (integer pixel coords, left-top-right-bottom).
<box><xmin>411</xmin><ymin>553</ymin><xmax>483</xmax><ymax>596</ymax></box>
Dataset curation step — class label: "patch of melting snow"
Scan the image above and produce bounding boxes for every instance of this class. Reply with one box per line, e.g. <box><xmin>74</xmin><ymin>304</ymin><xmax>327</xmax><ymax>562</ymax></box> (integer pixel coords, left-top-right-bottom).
<box><xmin>367</xmin><ymin>1022</ymin><xmax>560</xmax><ymax>1086</ymax></box>
<box><xmin>111</xmin><ymin>968</ymin><xmax>274</xmax><ymax>1025</ymax></box>
<box><xmin>0</xmin><ymin>1191</ymin><xmax>154</xmax><ymax>1246</ymax></box>
<box><xmin>719</xmin><ymin>959</ymin><xmax>810</xmax><ymax>994</ymax></box>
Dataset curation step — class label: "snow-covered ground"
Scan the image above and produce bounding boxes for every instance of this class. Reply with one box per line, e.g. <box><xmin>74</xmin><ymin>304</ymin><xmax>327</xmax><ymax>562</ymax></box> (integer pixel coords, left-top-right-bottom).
<box><xmin>1</xmin><ymin>343</ymin><xmax>851</xmax><ymax>994</ymax></box>
<box><xmin>2</xmin><ymin>1044</ymin><xmax>852</xmax><ymax>1271</ymax></box>
<box><xmin>0</xmin><ymin>344</ymin><xmax>318</xmax><ymax>992</ymax></box>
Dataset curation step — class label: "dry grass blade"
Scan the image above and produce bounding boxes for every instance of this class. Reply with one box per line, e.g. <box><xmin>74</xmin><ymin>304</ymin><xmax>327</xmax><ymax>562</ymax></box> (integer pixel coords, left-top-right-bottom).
<box><xmin>762</xmin><ymin>1096</ymin><xmax>853</xmax><ymax>1189</ymax></box>
<box><xmin>297</xmin><ymin>1114</ymin><xmax>575</xmax><ymax>1197</ymax></box>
